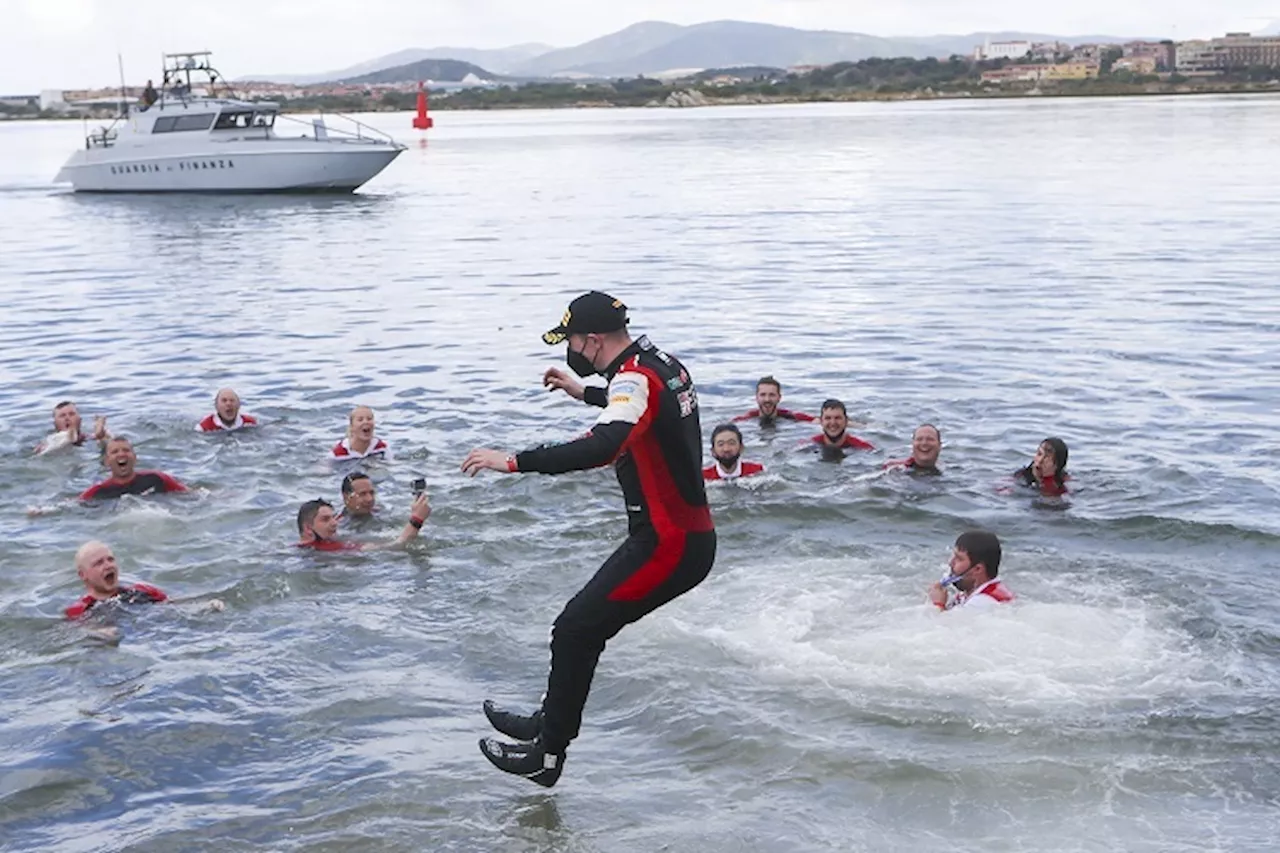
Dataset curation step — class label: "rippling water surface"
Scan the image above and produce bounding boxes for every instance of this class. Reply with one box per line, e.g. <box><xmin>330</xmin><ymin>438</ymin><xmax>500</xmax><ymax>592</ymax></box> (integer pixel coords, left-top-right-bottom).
<box><xmin>2</xmin><ymin>96</ymin><xmax>1279</xmax><ymax>852</ymax></box>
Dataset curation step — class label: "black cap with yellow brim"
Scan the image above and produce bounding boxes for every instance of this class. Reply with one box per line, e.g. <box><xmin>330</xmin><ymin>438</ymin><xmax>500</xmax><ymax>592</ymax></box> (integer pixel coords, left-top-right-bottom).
<box><xmin>542</xmin><ymin>291</ymin><xmax>628</xmax><ymax>345</ymax></box>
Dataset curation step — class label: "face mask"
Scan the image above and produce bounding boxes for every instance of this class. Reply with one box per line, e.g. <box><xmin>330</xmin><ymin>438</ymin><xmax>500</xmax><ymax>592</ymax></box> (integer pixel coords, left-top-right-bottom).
<box><xmin>715</xmin><ymin>453</ymin><xmax>741</xmax><ymax>470</ymax></box>
<box><xmin>566</xmin><ymin>341</ymin><xmax>597</xmax><ymax>377</ymax></box>
<box><xmin>940</xmin><ymin>562</ymin><xmax>972</xmax><ymax>588</ymax></box>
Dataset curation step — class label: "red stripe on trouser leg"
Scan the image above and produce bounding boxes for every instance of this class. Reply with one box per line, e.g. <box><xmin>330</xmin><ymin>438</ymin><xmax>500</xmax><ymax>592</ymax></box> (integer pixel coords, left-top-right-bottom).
<box><xmin>607</xmin><ymin>532</ymin><xmax>686</xmax><ymax>602</ymax></box>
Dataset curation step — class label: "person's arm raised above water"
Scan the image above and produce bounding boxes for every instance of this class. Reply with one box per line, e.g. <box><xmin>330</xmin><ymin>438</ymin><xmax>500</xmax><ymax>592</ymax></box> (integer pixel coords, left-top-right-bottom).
<box><xmin>463</xmin><ymin>369</ymin><xmax>655</xmax><ymax>477</ymax></box>
<box><xmin>361</xmin><ymin>493</ymin><xmax>431</xmax><ymax>551</ymax></box>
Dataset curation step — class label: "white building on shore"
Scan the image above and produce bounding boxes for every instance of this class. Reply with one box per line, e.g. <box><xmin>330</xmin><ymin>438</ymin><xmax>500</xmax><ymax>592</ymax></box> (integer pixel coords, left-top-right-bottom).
<box><xmin>973</xmin><ymin>39</ymin><xmax>1032</xmax><ymax>61</ymax></box>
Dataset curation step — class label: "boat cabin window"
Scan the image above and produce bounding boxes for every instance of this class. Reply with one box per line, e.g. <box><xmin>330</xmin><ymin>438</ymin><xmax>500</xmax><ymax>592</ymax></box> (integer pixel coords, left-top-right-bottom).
<box><xmin>251</xmin><ymin>112</ymin><xmax>277</xmax><ymax>128</ymax></box>
<box><xmin>152</xmin><ymin>113</ymin><xmax>216</xmax><ymax>133</ymax></box>
<box><xmin>214</xmin><ymin>111</ymin><xmax>254</xmax><ymax>130</ymax></box>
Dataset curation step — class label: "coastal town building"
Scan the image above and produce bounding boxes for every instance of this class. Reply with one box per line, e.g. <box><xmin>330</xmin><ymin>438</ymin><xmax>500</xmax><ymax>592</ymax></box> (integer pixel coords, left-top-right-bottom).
<box><xmin>1123</xmin><ymin>40</ymin><xmax>1176</xmax><ymax>70</ymax></box>
<box><xmin>1029</xmin><ymin>41</ymin><xmax>1071</xmax><ymax>62</ymax></box>
<box><xmin>979</xmin><ymin>65</ymin><xmax>1041</xmax><ymax>84</ymax></box>
<box><xmin>1041</xmin><ymin>62</ymin><xmax>1101</xmax><ymax>81</ymax></box>
<box><xmin>1176</xmin><ymin>40</ymin><xmax>1216</xmax><ymax>72</ymax></box>
<box><xmin>1071</xmin><ymin>44</ymin><xmax>1106</xmax><ymax>63</ymax></box>
<box><xmin>1176</xmin><ymin>33</ymin><xmax>1280</xmax><ymax>72</ymax></box>
<box><xmin>973</xmin><ymin>39</ymin><xmax>1031</xmax><ymax>61</ymax></box>
<box><xmin>980</xmin><ymin>62</ymin><xmax>1100</xmax><ymax>84</ymax></box>
<box><xmin>1112</xmin><ymin>56</ymin><xmax>1159</xmax><ymax>75</ymax></box>
<box><xmin>1207</xmin><ymin>33</ymin><xmax>1280</xmax><ymax>69</ymax></box>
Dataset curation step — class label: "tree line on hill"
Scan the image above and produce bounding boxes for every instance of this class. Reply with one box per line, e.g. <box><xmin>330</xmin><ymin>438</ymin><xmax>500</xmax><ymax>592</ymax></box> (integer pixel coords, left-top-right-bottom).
<box><xmin>281</xmin><ymin>56</ymin><xmax>1278</xmax><ymax>112</ymax></box>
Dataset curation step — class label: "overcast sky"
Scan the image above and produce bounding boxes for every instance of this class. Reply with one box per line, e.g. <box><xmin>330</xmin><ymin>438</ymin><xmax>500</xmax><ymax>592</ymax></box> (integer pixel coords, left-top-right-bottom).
<box><xmin>3</xmin><ymin>0</ymin><xmax>1277</xmax><ymax>91</ymax></box>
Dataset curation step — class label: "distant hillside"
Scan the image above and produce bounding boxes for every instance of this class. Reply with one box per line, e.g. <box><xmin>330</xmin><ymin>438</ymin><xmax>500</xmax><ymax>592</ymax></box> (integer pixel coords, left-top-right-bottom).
<box><xmin>247</xmin><ymin>19</ymin><xmax>1153</xmax><ymax>85</ymax></box>
<box><xmin>243</xmin><ymin>43</ymin><xmax>550</xmax><ymax>84</ymax></box>
<box><xmin>533</xmin><ymin>21</ymin><xmax>897</xmax><ymax>77</ymax></box>
<box><xmin>508</xmin><ymin>20</ymin><xmax>1148</xmax><ymax>77</ymax></box>
<box><xmin>332</xmin><ymin>58</ymin><xmax>501</xmax><ymax>85</ymax></box>
<box><xmin>507</xmin><ymin>20</ymin><xmax>688</xmax><ymax>76</ymax></box>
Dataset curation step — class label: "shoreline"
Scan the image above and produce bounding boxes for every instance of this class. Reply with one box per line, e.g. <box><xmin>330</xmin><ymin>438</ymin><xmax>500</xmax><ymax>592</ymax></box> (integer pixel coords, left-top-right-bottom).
<box><xmin>431</xmin><ymin>82</ymin><xmax>1280</xmax><ymax>111</ymax></box>
<box><xmin>5</xmin><ymin>81</ymin><xmax>1279</xmax><ymax>121</ymax></box>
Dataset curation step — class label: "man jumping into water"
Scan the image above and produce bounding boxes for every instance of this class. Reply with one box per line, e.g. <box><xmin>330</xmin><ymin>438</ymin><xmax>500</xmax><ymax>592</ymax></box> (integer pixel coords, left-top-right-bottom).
<box><xmin>462</xmin><ymin>290</ymin><xmax>716</xmax><ymax>787</ymax></box>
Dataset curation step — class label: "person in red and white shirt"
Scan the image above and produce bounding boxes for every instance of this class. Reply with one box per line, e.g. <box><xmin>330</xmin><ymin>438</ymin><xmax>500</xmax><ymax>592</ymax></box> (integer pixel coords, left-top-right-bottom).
<box><xmin>703</xmin><ymin>423</ymin><xmax>765</xmax><ymax>481</ymax></box>
<box><xmin>332</xmin><ymin>405</ymin><xmax>389</xmax><ymax>459</ymax></box>
<box><xmin>809</xmin><ymin>398</ymin><xmax>874</xmax><ymax>455</ymax></box>
<box><xmin>733</xmin><ymin>375</ymin><xmax>815</xmax><ymax>426</ymax></box>
<box><xmin>195</xmin><ymin>388</ymin><xmax>258</xmax><ymax>432</ymax></box>
<box><xmin>928</xmin><ymin>530</ymin><xmax>1014</xmax><ymax>611</ymax></box>
<box><xmin>883</xmin><ymin>423</ymin><xmax>942</xmax><ymax>475</ymax></box>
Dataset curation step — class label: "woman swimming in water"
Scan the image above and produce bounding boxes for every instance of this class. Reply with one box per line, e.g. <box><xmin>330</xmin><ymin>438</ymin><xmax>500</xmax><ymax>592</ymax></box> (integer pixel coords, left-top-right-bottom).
<box><xmin>1015</xmin><ymin>437</ymin><xmax>1069</xmax><ymax>496</ymax></box>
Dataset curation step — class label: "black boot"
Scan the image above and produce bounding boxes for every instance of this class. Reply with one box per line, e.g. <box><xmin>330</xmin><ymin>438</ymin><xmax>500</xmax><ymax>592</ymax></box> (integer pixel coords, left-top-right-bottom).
<box><xmin>479</xmin><ymin>737</ymin><xmax>565</xmax><ymax>788</ymax></box>
<box><xmin>483</xmin><ymin>699</ymin><xmax>543</xmax><ymax>741</ymax></box>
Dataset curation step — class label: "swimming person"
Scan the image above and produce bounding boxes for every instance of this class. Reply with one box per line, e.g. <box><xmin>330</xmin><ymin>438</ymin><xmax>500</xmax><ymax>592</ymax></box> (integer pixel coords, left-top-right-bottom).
<box><xmin>703</xmin><ymin>423</ymin><xmax>765</xmax><ymax>481</ymax></box>
<box><xmin>1015</xmin><ymin>437</ymin><xmax>1070</xmax><ymax>496</ymax></box>
<box><xmin>809</xmin><ymin>399</ymin><xmax>874</xmax><ymax>456</ymax></box>
<box><xmin>461</xmin><ymin>290</ymin><xmax>716</xmax><ymax>788</ymax></box>
<box><xmin>34</xmin><ymin>400</ymin><xmax>110</xmax><ymax>455</ymax></box>
<box><xmin>884</xmin><ymin>424</ymin><xmax>942</xmax><ymax>475</ymax></box>
<box><xmin>195</xmin><ymin>388</ymin><xmax>257</xmax><ymax>432</ymax></box>
<box><xmin>332</xmin><ymin>405</ymin><xmax>388</xmax><ymax>459</ymax></box>
<box><xmin>65</xmin><ymin>540</ymin><xmax>224</xmax><ymax>619</ymax></box>
<box><xmin>295</xmin><ymin>493</ymin><xmax>429</xmax><ymax>551</ymax></box>
<box><xmin>79</xmin><ymin>437</ymin><xmax>188</xmax><ymax>501</ymax></box>
<box><xmin>733</xmin><ymin>375</ymin><xmax>815</xmax><ymax>426</ymax></box>
<box><xmin>337</xmin><ymin>471</ymin><xmax>377</xmax><ymax>521</ymax></box>
<box><xmin>927</xmin><ymin>530</ymin><xmax>1013</xmax><ymax>611</ymax></box>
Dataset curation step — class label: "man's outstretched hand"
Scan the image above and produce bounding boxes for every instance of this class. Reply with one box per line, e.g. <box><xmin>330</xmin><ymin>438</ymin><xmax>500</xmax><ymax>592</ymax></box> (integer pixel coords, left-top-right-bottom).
<box><xmin>462</xmin><ymin>448</ymin><xmax>514</xmax><ymax>477</ymax></box>
<box><xmin>543</xmin><ymin>367</ymin><xmax>585</xmax><ymax>401</ymax></box>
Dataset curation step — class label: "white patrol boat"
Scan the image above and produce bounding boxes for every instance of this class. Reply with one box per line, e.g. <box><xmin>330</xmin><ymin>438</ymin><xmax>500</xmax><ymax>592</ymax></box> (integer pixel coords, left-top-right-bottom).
<box><xmin>54</xmin><ymin>52</ymin><xmax>406</xmax><ymax>193</ymax></box>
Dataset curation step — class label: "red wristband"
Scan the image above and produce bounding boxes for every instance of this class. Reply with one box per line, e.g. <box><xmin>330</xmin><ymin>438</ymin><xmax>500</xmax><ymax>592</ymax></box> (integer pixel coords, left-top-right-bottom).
<box><xmin>506</xmin><ymin>455</ymin><xmax>518</xmax><ymax>473</ymax></box>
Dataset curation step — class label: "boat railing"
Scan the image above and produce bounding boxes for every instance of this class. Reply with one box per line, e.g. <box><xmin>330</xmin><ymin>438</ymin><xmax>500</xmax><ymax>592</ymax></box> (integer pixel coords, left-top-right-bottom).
<box><xmin>274</xmin><ymin>111</ymin><xmax>401</xmax><ymax>146</ymax></box>
<box><xmin>85</xmin><ymin>119</ymin><xmax>120</xmax><ymax>149</ymax></box>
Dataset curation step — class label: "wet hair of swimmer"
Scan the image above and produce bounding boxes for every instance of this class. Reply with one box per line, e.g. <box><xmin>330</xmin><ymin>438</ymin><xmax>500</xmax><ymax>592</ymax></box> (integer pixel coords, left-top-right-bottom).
<box><xmin>340</xmin><ymin>471</ymin><xmax>371</xmax><ymax>496</ymax></box>
<box><xmin>955</xmin><ymin>530</ymin><xmax>1002</xmax><ymax>579</ymax></box>
<box><xmin>710</xmin><ymin>423</ymin><xmax>743</xmax><ymax>446</ymax></box>
<box><xmin>1018</xmin><ymin>436</ymin><xmax>1069</xmax><ymax>488</ymax></box>
<box><xmin>297</xmin><ymin>498</ymin><xmax>333</xmax><ymax>534</ymax></box>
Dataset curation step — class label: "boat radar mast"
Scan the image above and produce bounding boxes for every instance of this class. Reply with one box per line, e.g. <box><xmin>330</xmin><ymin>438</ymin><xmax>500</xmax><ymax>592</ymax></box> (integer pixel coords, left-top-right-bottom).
<box><xmin>162</xmin><ymin>51</ymin><xmax>235</xmax><ymax>98</ymax></box>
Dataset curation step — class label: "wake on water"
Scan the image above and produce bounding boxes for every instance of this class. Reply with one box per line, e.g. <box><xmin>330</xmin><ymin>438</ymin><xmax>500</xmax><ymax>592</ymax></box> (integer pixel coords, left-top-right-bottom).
<box><xmin>683</xmin><ymin>555</ymin><xmax>1233</xmax><ymax>730</ymax></box>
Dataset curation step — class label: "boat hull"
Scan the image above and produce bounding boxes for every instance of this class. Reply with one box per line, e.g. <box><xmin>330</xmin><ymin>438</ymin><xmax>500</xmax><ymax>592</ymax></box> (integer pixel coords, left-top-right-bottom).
<box><xmin>54</xmin><ymin>144</ymin><xmax>404</xmax><ymax>193</ymax></box>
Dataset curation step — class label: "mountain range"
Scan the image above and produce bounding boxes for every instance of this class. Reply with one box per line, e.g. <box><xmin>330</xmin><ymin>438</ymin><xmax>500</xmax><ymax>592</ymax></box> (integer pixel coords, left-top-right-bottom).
<box><xmin>243</xmin><ymin>19</ymin><xmax>1154</xmax><ymax>84</ymax></box>
<box><xmin>335</xmin><ymin>59</ymin><xmax>503</xmax><ymax>87</ymax></box>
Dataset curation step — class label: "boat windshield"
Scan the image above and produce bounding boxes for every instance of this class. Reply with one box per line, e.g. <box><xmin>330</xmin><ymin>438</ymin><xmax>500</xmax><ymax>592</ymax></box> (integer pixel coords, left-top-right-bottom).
<box><xmin>214</xmin><ymin>110</ymin><xmax>254</xmax><ymax>130</ymax></box>
<box><xmin>214</xmin><ymin>110</ymin><xmax>276</xmax><ymax>129</ymax></box>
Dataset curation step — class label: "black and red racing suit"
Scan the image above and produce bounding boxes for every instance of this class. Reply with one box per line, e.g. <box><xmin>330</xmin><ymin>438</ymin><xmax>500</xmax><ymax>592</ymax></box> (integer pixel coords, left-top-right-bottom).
<box><xmin>514</xmin><ymin>334</ymin><xmax>716</xmax><ymax>754</ymax></box>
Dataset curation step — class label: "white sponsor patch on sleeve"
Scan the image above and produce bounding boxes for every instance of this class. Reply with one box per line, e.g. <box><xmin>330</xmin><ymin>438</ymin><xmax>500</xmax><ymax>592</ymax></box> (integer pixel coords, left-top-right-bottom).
<box><xmin>596</xmin><ymin>372</ymin><xmax>650</xmax><ymax>425</ymax></box>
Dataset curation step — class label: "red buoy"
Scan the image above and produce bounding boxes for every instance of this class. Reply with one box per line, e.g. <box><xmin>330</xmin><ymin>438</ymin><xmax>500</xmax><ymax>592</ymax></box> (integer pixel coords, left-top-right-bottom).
<box><xmin>412</xmin><ymin>81</ymin><xmax>434</xmax><ymax>130</ymax></box>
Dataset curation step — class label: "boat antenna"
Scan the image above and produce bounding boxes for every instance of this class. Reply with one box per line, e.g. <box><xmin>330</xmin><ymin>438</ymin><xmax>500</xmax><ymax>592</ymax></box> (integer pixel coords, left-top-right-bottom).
<box><xmin>117</xmin><ymin>52</ymin><xmax>127</xmax><ymax>117</ymax></box>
